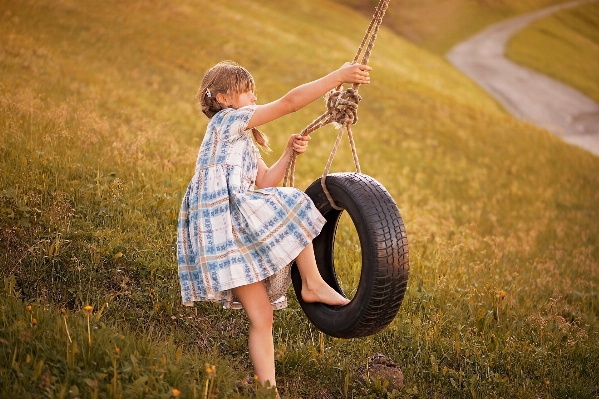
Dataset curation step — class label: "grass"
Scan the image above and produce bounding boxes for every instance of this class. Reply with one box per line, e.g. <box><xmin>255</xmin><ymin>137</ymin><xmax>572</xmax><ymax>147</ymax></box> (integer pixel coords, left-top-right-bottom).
<box><xmin>506</xmin><ymin>1</ymin><xmax>599</xmax><ymax>103</ymax></box>
<box><xmin>0</xmin><ymin>277</ymin><xmax>253</xmax><ymax>398</ymax></box>
<box><xmin>334</xmin><ymin>214</ymin><xmax>362</xmax><ymax>300</ymax></box>
<box><xmin>1</xmin><ymin>0</ymin><xmax>598</xmax><ymax>397</ymax></box>
<box><xmin>330</xmin><ymin>0</ymin><xmax>573</xmax><ymax>53</ymax></box>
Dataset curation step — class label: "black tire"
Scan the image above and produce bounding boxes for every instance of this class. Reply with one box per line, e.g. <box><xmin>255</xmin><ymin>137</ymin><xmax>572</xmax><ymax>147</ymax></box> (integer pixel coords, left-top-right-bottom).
<box><xmin>291</xmin><ymin>173</ymin><xmax>409</xmax><ymax>338</ymax></box>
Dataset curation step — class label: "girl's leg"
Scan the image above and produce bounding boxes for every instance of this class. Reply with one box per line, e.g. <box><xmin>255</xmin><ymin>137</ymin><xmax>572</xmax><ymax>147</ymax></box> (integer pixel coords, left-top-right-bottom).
<box><xmin>295</xmin><ymin>242</ymin><xmax>350</xmax><ymax>306</ymax></box>
<box><xmin>232</xmin><ymin>281</ymin><xmax>276</xmax><ymax>388</ymax></box>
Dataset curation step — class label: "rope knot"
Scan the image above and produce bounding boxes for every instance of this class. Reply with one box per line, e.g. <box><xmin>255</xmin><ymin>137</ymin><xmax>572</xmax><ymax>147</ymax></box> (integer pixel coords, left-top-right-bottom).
<box><xmin>325</xmin><ymin>87</ymin><xmax>362</xmax><ymax>129</ymax></box>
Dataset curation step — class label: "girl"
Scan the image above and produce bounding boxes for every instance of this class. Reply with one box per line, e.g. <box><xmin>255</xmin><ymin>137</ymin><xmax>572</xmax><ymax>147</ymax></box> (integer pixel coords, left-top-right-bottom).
<box><xmin>177</xmin><ymin>60</ymin><xmax>371</xmax><ymax>390</ymax></box>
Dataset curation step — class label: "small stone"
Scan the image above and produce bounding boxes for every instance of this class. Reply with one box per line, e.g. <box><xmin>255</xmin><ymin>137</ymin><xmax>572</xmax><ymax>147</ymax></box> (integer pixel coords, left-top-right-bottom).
<box><xmin>357</xmin><ymin>353</ymin><xmax>405</xmax><ymax>391</ymax></box>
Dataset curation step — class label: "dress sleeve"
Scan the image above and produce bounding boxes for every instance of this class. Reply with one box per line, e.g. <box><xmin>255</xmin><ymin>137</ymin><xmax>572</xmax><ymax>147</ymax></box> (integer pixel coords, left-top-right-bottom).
<box><xmin>225</xmin><ymin>105</ymin><xmax>258</xmax><ymax>137</ymax></box>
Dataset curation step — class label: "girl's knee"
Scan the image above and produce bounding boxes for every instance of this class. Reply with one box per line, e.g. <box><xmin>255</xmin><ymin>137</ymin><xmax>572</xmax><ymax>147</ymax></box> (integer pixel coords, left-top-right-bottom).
<box><xmin>248</xmin><ymin>303</ymin><xmax>273</xmax><ymax>331</ymax></box>
<box><xmin>233</xmin><ymin>281</ymin><xmax>273</xmax><ymax>330</ymax></box>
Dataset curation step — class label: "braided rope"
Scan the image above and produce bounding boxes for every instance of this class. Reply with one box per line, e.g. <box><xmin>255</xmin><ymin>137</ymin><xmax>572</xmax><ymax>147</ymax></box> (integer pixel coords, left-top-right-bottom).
<box><xmin>321</xmin><ymin>129</ymin><xmax>346</xmax><ymax>210</ymax></box>
<box><xmin>346</xmin><ymin>126</ymin><xmax>361</xmax><ymax>174</ymax></box>
<box><xmin>352</xmin><ymin>0</ymin><xmax>389</xmax><ymax>77</ymax></box>
<box><xmin>283</xmin><ymin>0</ymin><xmax>390</xmax><ymax>209</ymax></box>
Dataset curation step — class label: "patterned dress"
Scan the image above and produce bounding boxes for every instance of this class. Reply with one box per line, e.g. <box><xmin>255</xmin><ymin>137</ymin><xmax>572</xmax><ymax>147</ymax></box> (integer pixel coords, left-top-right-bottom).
<box><xmin>177</xmin><ymin>105</ymin><xmax>326</xmax><ymax>310</ymax></box>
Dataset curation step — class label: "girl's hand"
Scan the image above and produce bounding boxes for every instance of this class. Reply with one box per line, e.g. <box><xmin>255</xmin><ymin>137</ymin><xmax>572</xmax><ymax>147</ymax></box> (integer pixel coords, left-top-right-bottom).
<box><xmin>336</xmin><ymin>62</ymin><xmax>372</xmax><ymax>86</ymax></box>
<box><xmin>287</xmin><ymin>134</ymin><xmax>311</xmax><ymax>155</ymax></box>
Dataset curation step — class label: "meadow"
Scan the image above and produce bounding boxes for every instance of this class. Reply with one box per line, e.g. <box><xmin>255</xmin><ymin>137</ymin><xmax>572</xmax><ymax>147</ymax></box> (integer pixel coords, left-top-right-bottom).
<box><xmin>1</xmin><ymin>0</ymin><xmax>598</xmax><ymax>398</ymax></box>
<box><xmin>506</xmin><ymin>1</ymin><xmax>599</xmax><ymax>103</ymax></box>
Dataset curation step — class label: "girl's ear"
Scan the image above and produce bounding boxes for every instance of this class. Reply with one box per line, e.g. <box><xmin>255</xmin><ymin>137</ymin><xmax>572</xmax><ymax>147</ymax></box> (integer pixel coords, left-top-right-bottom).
<box><xmin>215</xmin><ymin>92</ymin><xmax>229</xmax><ymax>106</ymax></box>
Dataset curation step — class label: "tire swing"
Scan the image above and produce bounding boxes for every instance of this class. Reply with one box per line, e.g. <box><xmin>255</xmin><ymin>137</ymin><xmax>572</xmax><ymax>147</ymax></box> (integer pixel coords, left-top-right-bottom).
<box><xmin>283</xmin><ymin>0</ymin><xmax>409</xmax><ymax>339</ymax></box>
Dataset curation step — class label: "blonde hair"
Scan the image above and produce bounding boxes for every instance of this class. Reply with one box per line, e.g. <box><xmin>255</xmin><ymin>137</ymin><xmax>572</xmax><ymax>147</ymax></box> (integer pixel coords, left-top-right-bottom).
<box><xmin>198</xmin><ymin>61</ymin><xmax>270</xmax><ymax>151</ymax></box>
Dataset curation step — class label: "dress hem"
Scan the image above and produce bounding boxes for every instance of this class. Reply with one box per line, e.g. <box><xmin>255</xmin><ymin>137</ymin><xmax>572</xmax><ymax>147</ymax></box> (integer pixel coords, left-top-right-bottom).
<box><xmin>180</xmin><ymin>216</ymin><xmax>326</xmax><ymax>310</ymax></box>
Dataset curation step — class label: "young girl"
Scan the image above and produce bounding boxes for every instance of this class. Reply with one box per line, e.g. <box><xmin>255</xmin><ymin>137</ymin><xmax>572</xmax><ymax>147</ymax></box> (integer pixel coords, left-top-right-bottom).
<box><xmin>177</xmin><ymin>60</ymin><xmax>371</xmax><ymax>390</ymax></box>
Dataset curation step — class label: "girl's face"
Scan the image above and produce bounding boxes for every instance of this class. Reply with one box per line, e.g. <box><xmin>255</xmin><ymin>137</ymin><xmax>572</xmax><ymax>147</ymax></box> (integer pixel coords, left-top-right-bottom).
<box><xmin>232</xmin><ymin>90</ymin><xmax>257</xmax><ymax>108</ymax></box>
<box><xmin>215</xmin><ymin>89</ymin><xmax>257</xmax><ymax>110</ymax></box>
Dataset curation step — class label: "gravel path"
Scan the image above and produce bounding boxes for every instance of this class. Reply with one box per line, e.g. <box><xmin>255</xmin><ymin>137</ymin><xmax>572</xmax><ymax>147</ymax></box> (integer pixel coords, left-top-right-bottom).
<box><xmin>447</xmin><ymin>0</ymin><xmax>599</xmax><ymax>157</ymax></box>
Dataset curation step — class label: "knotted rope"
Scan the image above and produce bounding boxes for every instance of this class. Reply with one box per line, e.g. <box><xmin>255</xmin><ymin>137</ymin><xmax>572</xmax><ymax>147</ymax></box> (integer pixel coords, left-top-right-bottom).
<box><xmin>283</xmin><ymin>0</ymin><xmax>390</xmax><ymax>210</ymax></box>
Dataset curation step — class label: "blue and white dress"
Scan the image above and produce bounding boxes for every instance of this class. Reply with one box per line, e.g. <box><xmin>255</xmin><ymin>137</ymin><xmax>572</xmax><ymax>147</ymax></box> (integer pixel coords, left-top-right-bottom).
<box><xmin>177</xmin><ymin>105</ymin><xmax>326</xmax><ymax>310</ymax></box>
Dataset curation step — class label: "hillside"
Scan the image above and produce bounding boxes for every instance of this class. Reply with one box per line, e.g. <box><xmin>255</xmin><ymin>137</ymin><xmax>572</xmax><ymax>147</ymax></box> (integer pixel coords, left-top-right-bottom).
<box><xmin>334</xmin><ymin>0</ymin><xmax>573</xmax><ymax>53</ymax></box>
<box><xmin>1</xmin><ymin>0</ymin><xmax>598</xmax><ymax>397</ymax></box>
<box><xmin>506</xmin><ymin>0</ymin><xmax>599</xmax><ymax>103</ymax></box>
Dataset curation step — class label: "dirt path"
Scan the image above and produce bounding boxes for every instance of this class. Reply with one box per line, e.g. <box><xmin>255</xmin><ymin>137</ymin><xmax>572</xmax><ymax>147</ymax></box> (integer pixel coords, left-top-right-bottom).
<box><xmin>447</xmin><ymin>0</ymin><xmax>599</xmax><ymax>157</ymax></box>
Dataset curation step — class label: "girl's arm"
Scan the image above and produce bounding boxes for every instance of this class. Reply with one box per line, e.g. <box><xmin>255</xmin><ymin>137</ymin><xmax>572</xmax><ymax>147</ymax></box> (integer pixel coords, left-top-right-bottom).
<box><xmin>255</xmin><ymin>134</ymin><xmax>311</xmax><ymax>189</ymax></box>
<box><xmin>247</xmin><ymin>63</ymin><xmax>371</xmax><ymax>130</ymax></box>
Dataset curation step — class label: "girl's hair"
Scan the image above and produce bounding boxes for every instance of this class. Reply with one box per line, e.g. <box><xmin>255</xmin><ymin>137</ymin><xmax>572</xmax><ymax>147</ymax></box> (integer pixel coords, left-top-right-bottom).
<box><xmin>198</xmin><ymin>60</ymin><xmax>270</xmax><ymax>151</ymax></box>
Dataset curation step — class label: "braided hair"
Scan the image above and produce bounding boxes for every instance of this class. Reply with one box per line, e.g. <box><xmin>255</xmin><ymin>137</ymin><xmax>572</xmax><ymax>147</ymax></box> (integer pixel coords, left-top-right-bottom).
<box><xmin>197</xmin><ymin>61</ymin><xmax>270</xmax><ymax>151</ymax></box>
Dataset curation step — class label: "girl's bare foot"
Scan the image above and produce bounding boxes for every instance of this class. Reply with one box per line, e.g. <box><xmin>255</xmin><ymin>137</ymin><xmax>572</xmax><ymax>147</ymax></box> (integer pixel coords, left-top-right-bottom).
<box><xmin>301</xmin><ymin>280</ymin><xmax>350</xmax><ymax>306</ymax></box>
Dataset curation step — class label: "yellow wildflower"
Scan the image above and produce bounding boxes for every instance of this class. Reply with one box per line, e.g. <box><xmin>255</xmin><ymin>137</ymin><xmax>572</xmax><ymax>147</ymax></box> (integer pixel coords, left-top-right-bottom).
<box><xmin>205</xmin><ymin>363</ymin><xmax>217</xmax><ymax>374</ymax></box>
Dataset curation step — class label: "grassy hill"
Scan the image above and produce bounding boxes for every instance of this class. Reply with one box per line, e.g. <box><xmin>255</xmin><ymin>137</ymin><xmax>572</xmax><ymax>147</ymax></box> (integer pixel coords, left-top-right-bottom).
<box><xmin>506</xmin><ymin>1</ymin><xmax>599</xmax><ymax>103</ymax></box>
<box><xmin>1</xmin><ymin>0</ymin><xmax>598</xmax><ymax>397</ymax></box>
<box><xmin>334</xmin><ymin>0</ymin><xmax>573</xmax><ymax>53</ymax></box>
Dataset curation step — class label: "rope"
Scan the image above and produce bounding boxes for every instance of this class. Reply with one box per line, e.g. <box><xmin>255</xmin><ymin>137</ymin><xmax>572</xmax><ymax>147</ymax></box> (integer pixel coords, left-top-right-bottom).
<box><xmin>283</xmin><ymin>0</ymin><xmax>390</xmax><ymax>210</ymax></box>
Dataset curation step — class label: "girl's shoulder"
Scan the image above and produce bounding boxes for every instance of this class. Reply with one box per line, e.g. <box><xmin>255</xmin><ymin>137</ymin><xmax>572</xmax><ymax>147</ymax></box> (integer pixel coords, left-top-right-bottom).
<box><xmin>211</xmin><ymin>105</ymin><xmax>258</xmax><ymax>133</ymax></box>
<box><xmin>220</xmin><ymin>105</ymin><xmax>258</xmax><ymax>118</ymax></box>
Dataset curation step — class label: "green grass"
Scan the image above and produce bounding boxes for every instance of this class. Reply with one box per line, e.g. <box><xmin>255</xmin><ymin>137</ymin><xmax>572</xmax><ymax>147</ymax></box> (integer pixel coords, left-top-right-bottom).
<box><xmin>0</xmin><ymin>277</ymin><xmax>259</xmax><ymax>398</ymax></box>
<box><xmin>334</xmin><ymin>214</ymin><xmax>363</xmax><ymax>300</ymax></box>
<box><xmin>1</xmin><ymin>0</ymin><xmax>599</xmax><ymax>397</ymax></box>
<box><xmin>331</xmin><ymin>0</ymin><xmax>573</xmax><ymax>53</ymax></box>
<box><xmin>506</xmin><ymin>1</ymin><xmax>599</xmax><ymax>103</ymax></box>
